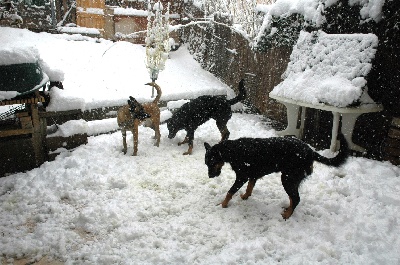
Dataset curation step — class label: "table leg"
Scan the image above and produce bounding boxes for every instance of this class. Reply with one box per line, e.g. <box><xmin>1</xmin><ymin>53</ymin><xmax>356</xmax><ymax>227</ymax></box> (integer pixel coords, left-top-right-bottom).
<box><xmin>341</xmin><ymin>113</ymin><xmax>366</xmax><ymax>153</ymax></box>
<box><xmin>330</xmin><ymin>112</ymin><xmax>340</xmax><ymax>151</ymax></box>
<box><xmin>276</xmin><ymin>102</ymin><xmax>301</xmax><ymax>137</ymax></box>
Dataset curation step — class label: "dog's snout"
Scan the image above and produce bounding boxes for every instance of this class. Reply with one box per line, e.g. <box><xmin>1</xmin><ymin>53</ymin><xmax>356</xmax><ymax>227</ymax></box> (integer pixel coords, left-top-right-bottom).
<box><xmin>168</xmin><ymin>131</ymin><xmax>176</xmax><ymax>139</ymax></box>
<box><xmin>208</xmin><ymin>168</ymin><xmax>221</xmax><ymax>178</ymax></box>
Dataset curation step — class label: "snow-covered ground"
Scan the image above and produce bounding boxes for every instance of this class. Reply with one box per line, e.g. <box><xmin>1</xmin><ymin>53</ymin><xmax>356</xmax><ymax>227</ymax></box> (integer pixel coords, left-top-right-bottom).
<box><xmin>1</xmin><ymin>27</ymin><xmax>400</xmax><ymax>264</ymax></box>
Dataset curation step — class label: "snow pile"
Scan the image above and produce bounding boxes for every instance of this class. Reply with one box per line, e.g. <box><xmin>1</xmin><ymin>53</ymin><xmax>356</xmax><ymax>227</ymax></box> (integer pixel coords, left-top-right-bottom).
<box><xmin>0</xmin><ymin>46</ymin><xmax>40</xmax><ymax>65</ymax></box>
<box><xmin>270</xmin><ymin>31</ymin><xmax>379</xmax><ymax>107</ymax></box>
<box><xmin>47</xmin><ymin>119</ymin><xmax>88</xmax><ymax>138</ymax></box>
<box><xmin>46</xmin><ymin>87</ymin><xmax>86</xmax><ymax>112</ymax></box>
<box><xmin>40</xmin><ymin>60</ymin><xmax>65</xmax><ymax>82</ymax></box>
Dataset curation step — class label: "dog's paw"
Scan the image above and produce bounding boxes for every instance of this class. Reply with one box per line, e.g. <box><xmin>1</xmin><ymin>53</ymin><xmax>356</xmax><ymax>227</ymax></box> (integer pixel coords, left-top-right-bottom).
<box><xmin>240</xmin><ymin>193</ymin><xmax>251</xmax><ymax>200</ymax></box>
<box><xmin>221</xmin><ymin>202</ymin><xmax>229</xmax><ymax>208</ymax></box>
<box><xmin>281</xmin><ymin>207</ymin><xmax>293</xmax><ymax>220</ymax></box>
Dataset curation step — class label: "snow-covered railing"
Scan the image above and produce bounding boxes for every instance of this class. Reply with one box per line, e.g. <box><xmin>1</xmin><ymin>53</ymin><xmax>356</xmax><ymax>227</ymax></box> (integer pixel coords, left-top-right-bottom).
<box><xmin>270</xmin><ymin>30</ymin><xmax>383</xmax><ymax>152</ymax></box>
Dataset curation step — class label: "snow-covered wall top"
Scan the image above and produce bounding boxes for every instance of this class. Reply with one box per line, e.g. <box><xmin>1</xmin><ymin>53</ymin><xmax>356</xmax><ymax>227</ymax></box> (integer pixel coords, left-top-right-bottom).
<box><xmin>114</xmin><ymin>8</ymin><xmax>149</xmax><ymax>17</ymax></box>
<box><xmin>256</xmin><ymin>0</ymin><xmax>385</xmax><ymax>42</ymax></box>
<box><xmin>270</xmin><ymin>30</ymin><xmax>379</xmax><ymax>107</ymax></box>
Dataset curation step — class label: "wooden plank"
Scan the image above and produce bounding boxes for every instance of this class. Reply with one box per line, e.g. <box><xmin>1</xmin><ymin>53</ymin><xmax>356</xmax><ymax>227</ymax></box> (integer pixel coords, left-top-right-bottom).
<box><xmin>384</xmin><ymin>146</ymin><xmax>400</xmax><ymax>157</ymax></box>
<box><xmin>20</xmin><ymin>116</ymin><xmax>33</xmax><ymax>129</ymax></box>
<box><xmin>19</xmin><ymin>116</ymin><xmax>32</xmax><ymax>122</ymax></box>
<box><xmin>388</xmin><ymin>128</ymin><xmax>400</xmax><ymax>140</ymax></box>
<box><xmin>383</xmin><ymin>155</ymin><xmax>400</xmax><ymax>166</ymax></box>
<box><xmin>0</xmin><ymin>96</ymin><xmax>45</xmax><ymax>106</ymax></box>
<box><xmin>46</xmin><ymin>133</ymin><xmax>88</xmax><ymax>152</ymax></box>
<box><xmin>30</xmin><ymin>103</ymin><xmax>45</xmax><ymax>166</ymax></box>
<box><xmin>16</xmin><ymin>112</ymin><xmax>29</xmax><ymax>118</ymax></box>
<box><xmin>41</xmin><ymin>109</ymin><xmax>82</xmax><ymax>118</ymax></box>
<box><xmin>392</xmin><ymin>117</ymin><xmax>400</xmax><ymax>128</ymax></box>
<box><xmin>0</xmin><ymin>128</ymin><xmax>33</xmax><ymax>137</ymax></box>
<box><xmin>385</xmin><ymin>137</ymin><xmax>400</xmax><ymax>148</ymax></box>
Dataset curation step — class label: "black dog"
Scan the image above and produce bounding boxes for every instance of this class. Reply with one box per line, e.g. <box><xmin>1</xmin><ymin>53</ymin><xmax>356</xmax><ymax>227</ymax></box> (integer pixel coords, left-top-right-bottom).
<box><xmin>167</xmin><ymin>79</ymin><xmax>246</xmax><ymax>155</ymax></box>
<box><xmin>204</xmin><ymin>134</ymin><xmax>348</xmax><ymax>219</ymax></box>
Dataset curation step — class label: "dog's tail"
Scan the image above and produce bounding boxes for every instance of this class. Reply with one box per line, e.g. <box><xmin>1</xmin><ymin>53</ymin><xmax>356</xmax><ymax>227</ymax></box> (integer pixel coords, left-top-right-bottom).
<box><xmin>313</xmin><ymin>133</ymin><xmax>349</xmax><ymax>167</ymax></box>
<box><xmin>145</xmin><ymin>82</ymin><xmax>162</xmax><ymax>104</ymax></box>
<box><xmin>228</xmin><ymin>79</ymin><xmax>246</xmax><ymax>105</ymax></box>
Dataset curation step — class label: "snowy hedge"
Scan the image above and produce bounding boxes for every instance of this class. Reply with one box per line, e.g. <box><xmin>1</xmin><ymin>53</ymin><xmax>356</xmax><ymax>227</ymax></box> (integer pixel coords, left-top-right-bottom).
<box><xmin>254</xmin><ymin>0</ymin><xmax>385</xmax><ymax>52</ymax></box>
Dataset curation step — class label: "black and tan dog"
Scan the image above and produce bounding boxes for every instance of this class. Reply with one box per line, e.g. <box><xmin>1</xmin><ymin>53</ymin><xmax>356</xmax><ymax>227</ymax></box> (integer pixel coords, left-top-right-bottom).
<box><xmin>166</xmin><ymin>79</ymin><xmax>246</xmax><ymax>155</ymax></box>
<box><xmin>204</xmin><ymin>134</ymin><xmax>348</xmax><ymax>219</ymax></box>
<box><xmin>117</xmin><ymin>82</ymin><xmax>161</xmax><ymax>156</ymax></box>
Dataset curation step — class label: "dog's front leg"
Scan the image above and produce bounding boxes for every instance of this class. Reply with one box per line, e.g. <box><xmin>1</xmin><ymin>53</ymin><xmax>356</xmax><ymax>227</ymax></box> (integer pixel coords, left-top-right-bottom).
<box><xmin>178</xmin><ymin>136</ymin><xmax>189</xmax><ymax>146</ymax></box>
<box><xmin>221</xmin><ymin>177</ymin><xmax>248</xmax><ymax>207</ymax></box>
<box><xmin>183</xmin><ymin>143</ymin><xmax>193</xmax><ymax>155</ymax></box>
<box><xmin>221</xmin><ymin>193</ymin><xmax>233</xmax><ymax>208</ymax></box>
<box><xmin>180</xmin><ymin>131</ymin><xmax>194</xmax><ymax>155</ymax></box>
<box><xmin>132</xmin><ymin>125</ymin><xmax>139</xmax><ymax>156</ymax></box>
<box><xmin>240</xmin><ymin>179</ymin><xmax>257</xmax><ymax>200</ymax></box>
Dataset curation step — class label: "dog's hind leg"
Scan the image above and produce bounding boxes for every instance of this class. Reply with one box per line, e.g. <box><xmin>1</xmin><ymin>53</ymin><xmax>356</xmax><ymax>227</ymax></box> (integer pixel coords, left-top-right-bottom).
<box><xmin>281</xmin><ymin>172</ymin><xmax>301</xmax><ymax>220</ymax></box>
<box><xmin>153</xmin><ymin>123</ymin><xmax>161</xmax><ymax>147</ymax></box>
<box><xmin>216</xmin><ymin>121</ymin><xmax>230</xmax><ymax>142</ymax></box>
<box><xmin>121</xmin><ymin>129</ymin><xmax>127</xmax><ymax>154</ymax></box>
<box><xmin>240</xmin><ymin>179</ymin><xmax>257</xmax><ymax>200</ymax></box>
<box><xmin>132</xmin><ymin>125</ymin><xmax>139</xmax><ymax>156</ymax></box>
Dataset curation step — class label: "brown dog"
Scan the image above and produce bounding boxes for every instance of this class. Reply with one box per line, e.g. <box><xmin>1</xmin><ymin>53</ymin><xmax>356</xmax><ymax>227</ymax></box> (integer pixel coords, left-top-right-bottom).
<box><xmin>117</xmin><ymin>82</ymin><xmax>161</xmax><ymax>156</ymax></box>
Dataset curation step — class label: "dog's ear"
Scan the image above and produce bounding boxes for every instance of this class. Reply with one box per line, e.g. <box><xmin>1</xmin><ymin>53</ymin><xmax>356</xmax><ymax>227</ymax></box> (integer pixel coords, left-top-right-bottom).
<box><xmin>204</xmin><ymin>142</ymin><xmax>211</xmax><ymax>151</ymax></box>
<box><xmin>129</xmin><ymin>97</ymin><xmax>141</xmax><ymax>107</ymax></box>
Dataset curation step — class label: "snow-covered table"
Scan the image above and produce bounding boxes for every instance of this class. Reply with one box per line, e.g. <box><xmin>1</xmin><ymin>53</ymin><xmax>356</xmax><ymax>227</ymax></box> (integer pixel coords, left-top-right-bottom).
<box><xmin>270</xmin><ymin>31</ymin><xmax>383</xmax><ymax>152</ymax></box>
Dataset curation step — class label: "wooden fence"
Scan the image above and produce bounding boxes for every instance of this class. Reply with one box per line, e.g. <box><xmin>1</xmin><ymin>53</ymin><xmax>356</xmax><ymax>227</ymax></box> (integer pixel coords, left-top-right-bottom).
<box><xmin>180</xmin><ymin>20</ymin><xmax>291</xmax><ymax>123</ymax></box>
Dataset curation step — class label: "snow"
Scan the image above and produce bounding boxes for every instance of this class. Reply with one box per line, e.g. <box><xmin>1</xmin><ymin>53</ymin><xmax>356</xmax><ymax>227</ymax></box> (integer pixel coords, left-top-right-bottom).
<box><xmin>0</xmin><ymin>46</ymin><xmax>40</xmax><ymax>65</ymax></box>
<box><xmin>0</xmin><ymin>27</ymin><xmax>400</xmax><ymax>264</ymax></box>
<box><xmin>113</xmin><ymin>8</ymin><xmax>149</xmax><ymax>17</ymax></box>
<box><xmin>76</xmin><ymin>7</ymin><xmax>104</xmax><ymax>15</ymax></box>
<box><xmin>270</xmin><ymin>31</ymin><xmax>379</xmax><ymax>107</ymax></box>
<box><xmin>57</xmin><ymin>26</ymin><xmax>101</xmax><ymax>36</ymax></box>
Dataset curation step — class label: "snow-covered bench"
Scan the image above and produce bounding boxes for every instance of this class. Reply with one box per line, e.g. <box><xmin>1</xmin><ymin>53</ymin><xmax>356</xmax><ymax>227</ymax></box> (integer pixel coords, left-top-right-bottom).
<box><xmin>270</xmin><ymin>31</ymin><xmax>383</xmax><ymax>152</ymax></box>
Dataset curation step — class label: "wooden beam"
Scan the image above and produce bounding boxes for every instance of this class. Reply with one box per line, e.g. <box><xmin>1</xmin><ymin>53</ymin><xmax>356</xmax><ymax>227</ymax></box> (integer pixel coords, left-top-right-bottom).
<box><xmin>0</xmin><ymin>128</ymin><xmax>33</xmax><ymax>137</ymax></box>
<box><xmin>0</xmin><ymin>96</ymin><xmax>46</xmax><ymax>106</ymax></box>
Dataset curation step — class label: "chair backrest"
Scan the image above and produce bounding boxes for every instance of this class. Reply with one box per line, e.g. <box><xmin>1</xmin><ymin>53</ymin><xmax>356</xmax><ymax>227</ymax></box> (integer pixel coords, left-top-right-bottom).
<box><xmin>270</xmin><ymin>30</ymin><xmax>379</xmax><ymax>107</ymax></box>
